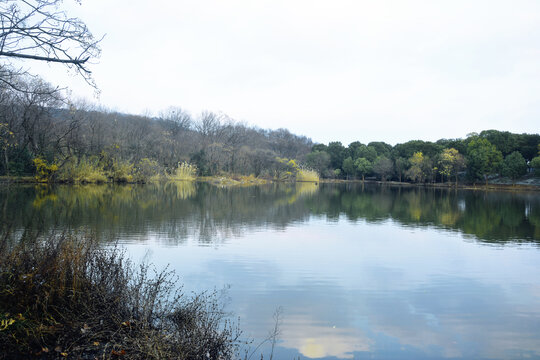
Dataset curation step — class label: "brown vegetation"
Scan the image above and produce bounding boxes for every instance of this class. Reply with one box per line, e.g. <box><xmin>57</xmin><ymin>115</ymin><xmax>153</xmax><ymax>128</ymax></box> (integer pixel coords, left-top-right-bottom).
<box><xmin>0</xmin><ymin>230</ymin><xmax>241</xmax><ymax>359</ymax></box>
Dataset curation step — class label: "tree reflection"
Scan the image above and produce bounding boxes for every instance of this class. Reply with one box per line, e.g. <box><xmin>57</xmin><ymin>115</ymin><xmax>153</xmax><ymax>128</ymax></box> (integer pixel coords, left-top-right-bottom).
<box><xmin>0</xmin><ymin>183</ymin><xmax>538</xmax><ymax>244</ymax></box>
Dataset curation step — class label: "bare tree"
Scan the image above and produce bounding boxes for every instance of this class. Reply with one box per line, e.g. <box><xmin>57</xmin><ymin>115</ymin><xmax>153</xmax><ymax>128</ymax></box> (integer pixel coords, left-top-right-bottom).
<box><xmin>194</xmin><ymin>111</ymin><xmax>225</xmax><ymax>146</ymax></box>
<box><xmin>0</xmin><ymin>0</ymin><xmax>102</xmax><ymax>90</ymax></box>
<box><xmin>12</xmin><ymin>77</ymin><xmax>64</xmax><ymax>156</ymax></box>
<box><xmin>159</xmin><ymin>106</ymin><xmax>192</xmax><ymax>134</ymax></box>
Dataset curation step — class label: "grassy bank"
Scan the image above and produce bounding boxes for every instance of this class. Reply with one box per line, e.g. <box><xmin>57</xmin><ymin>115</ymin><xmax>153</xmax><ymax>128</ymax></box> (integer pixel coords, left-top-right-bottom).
<box><xmin>0</xmin><ymin>176</ymin><xmax>36</xmax><ymax>184</ymax></box>
<box><xmin>0</xmin><ymin>230</ymin><xmax>241</xmax><ymax>359</ymax></box>
<box><xmin>0</xmin><ymin>173</ymin><xmax>317</xmax><ymax>187</ymax></box>
<box><xmin>317</xmin><ymin>178</ymin><xmax>540</xmax><ymax>192</ymax></box>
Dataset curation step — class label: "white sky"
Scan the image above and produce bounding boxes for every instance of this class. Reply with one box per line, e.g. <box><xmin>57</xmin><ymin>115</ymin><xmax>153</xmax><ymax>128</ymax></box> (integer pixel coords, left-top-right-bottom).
<box><xmin>30</xmin><ymin>0</ymin><xmax>540</xmax><ymax>145</ymax></box>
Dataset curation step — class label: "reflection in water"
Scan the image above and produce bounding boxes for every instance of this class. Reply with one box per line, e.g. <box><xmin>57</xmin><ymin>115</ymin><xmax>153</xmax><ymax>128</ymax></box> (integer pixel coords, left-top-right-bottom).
<box><xmin>1</xmin><ymin>183</ymin><xmax>540</xmax><ymax>359</ymax></box>
<box><xmin>280</xmin><ymin>316</ymin><xmax>371</xmax><ymax>359</ymax></box>
<box><xmin>164</xmin><ymin>180</ymin><xmax>197</xmax><ymax>200</ymax></box>
<box><xmin>1</xmin><ymin>182</ymin><xmax>539</xmax><ymax>244</ymax></box>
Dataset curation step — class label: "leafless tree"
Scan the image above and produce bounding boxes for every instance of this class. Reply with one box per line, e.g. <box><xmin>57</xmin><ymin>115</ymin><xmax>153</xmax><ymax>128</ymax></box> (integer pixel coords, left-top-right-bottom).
<box><xmin>159</xmin><ymin>106</ymin><xmax>192</xmax><ymax>135</ymax></box>
<box><xmin>0</xmin><ymin>0</ymin><xmax>102</xmax><ymax>90</ymax></box>
<box><xmin>12</xmin><ymin>77</ymin><xmax>64</xmax><ymax>155</ymax></box>
<box><xmin>195</xmin><ymin>111</ymin><xmax>225</xmax><ymax>146</ymax></box>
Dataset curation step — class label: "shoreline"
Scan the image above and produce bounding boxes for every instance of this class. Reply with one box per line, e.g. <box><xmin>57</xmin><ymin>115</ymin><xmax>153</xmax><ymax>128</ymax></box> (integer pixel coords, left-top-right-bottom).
<box><xmin>1</xmin><ymin>175</ymin><xmax>539</xmax><ymax>192</ymax></box>
<box><xmin>317</xmin><ymin>179</ymin><xmax>540</xmax><ymax>192</ymax></box>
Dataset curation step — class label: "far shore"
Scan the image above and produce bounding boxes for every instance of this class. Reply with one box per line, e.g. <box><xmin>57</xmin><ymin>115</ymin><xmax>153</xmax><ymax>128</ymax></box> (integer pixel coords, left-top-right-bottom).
<box><xmin>1</xmin><ymin>174</ymin><xmax>540</xmax><ymax>192</ymax></box>
<box><xmin>319</xmin><ymin>178</ymin><xmax>540</xmax><ymax>192</ymax></box>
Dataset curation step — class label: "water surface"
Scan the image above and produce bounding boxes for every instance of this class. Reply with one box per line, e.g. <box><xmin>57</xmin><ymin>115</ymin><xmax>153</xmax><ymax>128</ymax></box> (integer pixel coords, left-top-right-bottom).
<box><xmin>2</xmin><ymin>183</ymin><xmax>540</xmax><ymax>359</ymax></box>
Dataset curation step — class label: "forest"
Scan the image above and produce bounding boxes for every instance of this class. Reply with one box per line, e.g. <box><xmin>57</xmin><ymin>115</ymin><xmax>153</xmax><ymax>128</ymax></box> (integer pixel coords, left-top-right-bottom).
<box><xmin>0</xmin><ymin>76</ymin><xmax>314</xmax><ymax>183</ymax></box>
<box><xmin>0</xmin><ymin>0</ymin><xmax>538</xmax><ymax>185</ymax></box>
<box><xmin>306</xmin><ymin>130</ymin><xmax>540</xmax><ymax>185</ymax></box>
<box><xmin>1</xmin><ymin>76</ymin><xmax>539</xmax><ymax>185</ymax></box>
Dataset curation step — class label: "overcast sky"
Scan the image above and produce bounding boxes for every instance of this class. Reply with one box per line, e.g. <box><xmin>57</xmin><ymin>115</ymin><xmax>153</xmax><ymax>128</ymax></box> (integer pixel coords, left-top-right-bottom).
<box><xmin>32</xmin><ymin>0</ymin><xmax>540</xmax><ymax>145</ymax></box>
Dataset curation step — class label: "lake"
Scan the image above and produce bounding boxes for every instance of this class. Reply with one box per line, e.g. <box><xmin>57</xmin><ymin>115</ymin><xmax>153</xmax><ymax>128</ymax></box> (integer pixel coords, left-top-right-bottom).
<box><xmin>2</xmin><ymin>182</ymin><xmax>540</xmax><ymax>359</ymax></box>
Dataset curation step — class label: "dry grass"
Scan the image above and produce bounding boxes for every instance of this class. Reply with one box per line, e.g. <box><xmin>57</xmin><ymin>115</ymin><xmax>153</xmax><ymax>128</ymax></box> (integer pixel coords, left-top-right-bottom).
<box><xmin>201</xmin><ymin>174</ymin><xmax>268</xmax><ymax>187</ymax></box>
<box><xmin>168</xmin><ymin>162</ymin><xmax>197</xmax><ymax>181</ymax></box>
<box><xmin>296</xmin><ymin>168</ymin><xmax>319</xmax><ymax>182</ymax></box>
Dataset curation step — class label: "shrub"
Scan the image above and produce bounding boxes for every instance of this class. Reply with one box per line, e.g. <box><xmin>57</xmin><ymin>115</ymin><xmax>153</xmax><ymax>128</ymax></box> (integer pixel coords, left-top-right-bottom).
<box><xmin>0</xmin><ymin>231</ymin><xmax>240</xmax><ymax>359</ymax></box>
<box><xmin>274</xmin><ymin>157</ymin><xmax>298</xmax><ymax>181</ymax></box>
<box><xmin>33</xmin><ymin>157</ymin><xmax>58</xmax><ymax>182</ymax></box>
<box><xmin>57</xmin><ymin>156</ymin><xmax>108</xmax><ymax>183</ymax></box>
<box><xmin>133</xmin><ymin>158</ymin><xmax>163</xmax><ymax>183</ymax></box>
<box><xmin>296</xmin><ymin>168</ymin><xmax>319</xmax><ymax>182</ymax></box>
<box><xmin>108</xmin><ymin>159</ymin><xmax>134</xmax><ymax>183</ymax></box>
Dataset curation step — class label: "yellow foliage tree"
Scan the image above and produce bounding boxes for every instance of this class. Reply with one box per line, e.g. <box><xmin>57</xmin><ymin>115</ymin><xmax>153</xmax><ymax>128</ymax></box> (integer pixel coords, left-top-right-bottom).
<box><xmin>33</xmin><ymin>157</ymin><xmax>58</xmax><ymax>182</ymax></box>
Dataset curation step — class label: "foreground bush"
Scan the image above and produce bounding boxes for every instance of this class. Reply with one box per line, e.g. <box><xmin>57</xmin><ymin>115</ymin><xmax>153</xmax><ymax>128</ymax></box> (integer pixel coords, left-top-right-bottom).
<box><xmin>0</xmin><ymin>231</ymin><xmax>240</xmax><ymax>359</ymax></box>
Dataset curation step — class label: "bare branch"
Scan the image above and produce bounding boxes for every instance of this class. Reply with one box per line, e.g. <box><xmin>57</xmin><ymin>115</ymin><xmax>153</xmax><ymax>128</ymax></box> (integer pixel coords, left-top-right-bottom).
<box><xmin>0</xmin><ymin>0</ymin><xmax>102</xmax><ymax>90</ymax></box>
<box><xmin>0</xmin><ymin>50</ymin><xmax>89</xmax><ymax>66</ymax></box>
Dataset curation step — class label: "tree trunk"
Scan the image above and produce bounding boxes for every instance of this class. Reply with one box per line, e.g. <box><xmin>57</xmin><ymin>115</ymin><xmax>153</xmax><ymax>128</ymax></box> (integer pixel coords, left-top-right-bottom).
<box><xmin>4</xmin><ymin>146</ymin><xmax>9</xmax><ymax>176</ymax></box>
<box><xmin>3</xmin><ymin>149</ymin><xmax>8</xmax><ymax>176</ymax></box>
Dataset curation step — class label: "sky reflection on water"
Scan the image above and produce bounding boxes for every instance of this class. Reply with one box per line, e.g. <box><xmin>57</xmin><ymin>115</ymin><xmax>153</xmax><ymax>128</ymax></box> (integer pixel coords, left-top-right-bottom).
<box><xmin>2</xmin><ymin>183</ymin><xmax>540</xmax><ymax>359</ymax></box>
<box><xmin>126</xmin><ymin>218</ymin><xmax>540</xmax><ymax>360</ymax></box>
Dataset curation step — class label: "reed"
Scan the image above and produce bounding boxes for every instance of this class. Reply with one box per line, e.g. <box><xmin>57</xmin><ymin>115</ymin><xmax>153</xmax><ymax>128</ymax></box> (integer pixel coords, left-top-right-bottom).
<box><xmin>296</xmin><ymin>168</ymin><xmax>319</xmax><ymax>182</ymax></box>
<box><xmin>168</xmin><ymin>162</ymin><xmax>197</xmax><ymax>181</ymax></box>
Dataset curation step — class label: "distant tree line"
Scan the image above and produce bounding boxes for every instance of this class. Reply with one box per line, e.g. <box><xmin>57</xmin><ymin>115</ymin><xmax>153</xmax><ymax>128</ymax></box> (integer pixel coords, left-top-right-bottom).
<box><xmin>1</xmin><ymin>76</ymin><xmax>539</xmax><ymax>184</ymax></box>
<box><xmin>306</xmin><ymin>130</ymin><xmax>540</xmax><ymax>185</ymax></box>
<box><xmin>0</xmin><ymin>76</ymin><xmax>313</xmax><ymax>181</ymax></box>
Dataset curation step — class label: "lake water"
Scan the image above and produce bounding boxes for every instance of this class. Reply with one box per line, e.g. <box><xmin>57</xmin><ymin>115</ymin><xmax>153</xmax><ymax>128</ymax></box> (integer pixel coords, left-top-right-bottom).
<box><xmin>2</xmin><ymin>182</ymin><xmax>540</xmax><ymax>359</ymax></box>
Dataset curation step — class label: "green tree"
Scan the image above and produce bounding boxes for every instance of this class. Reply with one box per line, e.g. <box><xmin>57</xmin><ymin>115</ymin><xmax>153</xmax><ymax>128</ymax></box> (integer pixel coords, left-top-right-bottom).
<box><xmin>479</xmin><ymin>130</ymin><xmax>516</xmax><ymax>156</ymax></box>
<box><xmin>312</xmin><ymin>144</ymin><xmax>328</xmax><ymax>152</ymax></box>
<box><xmin>466</xmin><ymin>137</ymin><xmax>503</xmax><ymax>185</ymax></box>
<box><xmin>326</xmin><ymin>142</ymin><xmax>346</xmax><ymax>171</ymax></box>
<box><xmin>438</xmin><ymin>148</ymin><xmax>465</xmax><ymax>185</ymax></box>
<box><xmin>306</xmin><ymin>150</ymin><xmax>331</xmax><ymax>176</ymax></box>
<box><xmin>436</xmin><ymin>138</ymin><xmax>467</xmax><ymax>155</ymax></box>
<box><xmin>406</xmin><ymin>152</ymin><xmax>426</xmax><ymax>183</ymax></box>
<box><xmin>367</xmin><ymin>141</ymin><xmax>392</xmax><ymax>158</ymax></box>
<box><xmin>501</xmin><ymin>151</ymin><xmax>527</xmax><ymax>184</ymax></box>
<box><xmin>354</xmin><ymin>144</ymin><xmax>377</xmax><ymax>162</ymax></box>
<box><xmin>393</xmin><ymin>140</ymin><xmax>442</xmax><ymax>160</ymax></box>
<box><xmin>354</xmin><ymin>157</ymin><xmax>372</xmax><ymax>182</ymax></box>
<box><xmin>373</xmin><ymin>156</ymin><xmax>393</xmax><ymax>181</ymax></box>
<box><xmin>347</xmin><ymin>141</ymin><xmax>363</xmax><ymax>160</ymax></box>
<box><xmin>531</xmin><ymin>156</ymin><xmax>540</xmax><ymax>176</ymax></box>
<box><xmin>342</xmin><ymin>157</ymin><xmax>356</xmax><ymax>180</ymax></box>
<box><xmin>394</xmin><ymin>157</ymin><xmax>408</xmax><ymax>182</ymax></box>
